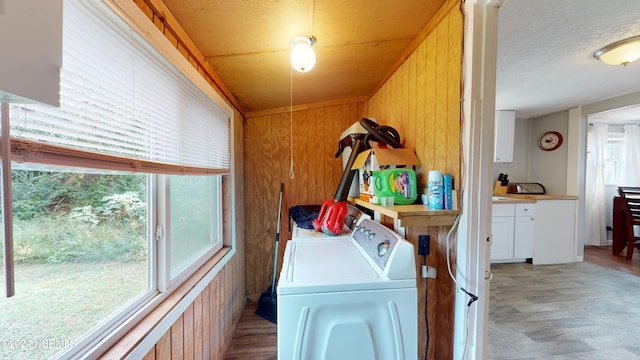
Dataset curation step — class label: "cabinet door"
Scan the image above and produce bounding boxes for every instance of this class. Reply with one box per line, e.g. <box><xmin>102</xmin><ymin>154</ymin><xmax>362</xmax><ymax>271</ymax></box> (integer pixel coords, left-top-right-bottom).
<box><xmin>490</xmin><ymin>217</ymin><xmax>515</xmax><ymax>261</ymax></box>
<box><xmin>493</xmin><ymin>110</ymin><xmax>515</xmax><ymax>163</ymax></box>
<box><xmin>513</xmin><ymin>216</ymin><xmax>534</xmax><ymax>259</ymax></box>
<box><xmin>532</xmin><ymin>200</ymin><xmax>576</xmax><ymax>265</ymax></box>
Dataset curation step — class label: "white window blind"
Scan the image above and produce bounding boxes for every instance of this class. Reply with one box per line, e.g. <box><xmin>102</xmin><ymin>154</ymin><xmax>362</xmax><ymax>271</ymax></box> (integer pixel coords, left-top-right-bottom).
<box><xmin>9</xmin><ymin>0</ymin><xmax>230</xmax><ymax>173</ymax></box>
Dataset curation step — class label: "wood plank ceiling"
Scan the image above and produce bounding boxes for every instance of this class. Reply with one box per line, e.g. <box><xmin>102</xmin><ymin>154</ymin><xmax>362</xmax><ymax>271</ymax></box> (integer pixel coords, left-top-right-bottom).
<box><xmin>161</xmin><ymin>0</ymin><xmax>448</xmax><ymax>112</ymax></box>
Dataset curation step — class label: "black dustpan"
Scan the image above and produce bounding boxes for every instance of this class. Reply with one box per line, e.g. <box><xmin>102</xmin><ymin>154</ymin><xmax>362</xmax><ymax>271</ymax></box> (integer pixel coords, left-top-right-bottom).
<box><xmin>255</xmin><ymin>285</ymin><xmax>277</xmax><ymax>323</ymax></box>
<box><xmin>255</xmin><ymin>183</ymin><xmax>283</xmax><ymax>324</ymax></box>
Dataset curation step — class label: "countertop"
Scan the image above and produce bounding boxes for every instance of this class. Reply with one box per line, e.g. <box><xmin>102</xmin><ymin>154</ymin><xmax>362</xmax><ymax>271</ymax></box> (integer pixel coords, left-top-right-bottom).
<box><xmin>492</xmin><ymin>194</ymin><xmax>579</xmax><ymax>204</ymax></box>
<box><xmin>352</xmin><ymin>198</ymin><xmax>460</xmax><ymax>227</ymax></box>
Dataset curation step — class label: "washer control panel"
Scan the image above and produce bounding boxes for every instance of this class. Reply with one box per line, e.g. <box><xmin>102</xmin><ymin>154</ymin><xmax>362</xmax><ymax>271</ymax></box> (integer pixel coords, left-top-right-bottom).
<box><xmin>352</xmin><ymin>219</ymin><xmax>401</xmax><ymax>271</ymax></box>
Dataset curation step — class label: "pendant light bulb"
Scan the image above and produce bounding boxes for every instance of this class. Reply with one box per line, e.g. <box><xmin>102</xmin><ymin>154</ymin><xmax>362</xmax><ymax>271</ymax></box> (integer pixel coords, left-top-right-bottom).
<box><xmin>290</xmin><ymin>36</ymin><xmax>316</xmax><ymax>73</ymax></box>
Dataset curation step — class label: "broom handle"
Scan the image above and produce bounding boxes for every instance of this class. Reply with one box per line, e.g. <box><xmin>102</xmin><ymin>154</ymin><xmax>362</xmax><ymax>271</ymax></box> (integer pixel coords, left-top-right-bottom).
<box><xmin>271</xmin><ymin>183</ymin><xmax>284</xmax><ymax>293</ymax></box>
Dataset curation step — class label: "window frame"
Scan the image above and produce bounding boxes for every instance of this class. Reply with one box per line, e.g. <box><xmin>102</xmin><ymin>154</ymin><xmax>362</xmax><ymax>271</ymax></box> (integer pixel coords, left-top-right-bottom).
<box><xmin>0</xmin><ymin>0</ymin><xmax>237</xmax><ymax>358</ymax></box>
<box><xmin>157</xmin><ymin>174</ymin><xmax>225</xmax><ymax>292</ymax></box>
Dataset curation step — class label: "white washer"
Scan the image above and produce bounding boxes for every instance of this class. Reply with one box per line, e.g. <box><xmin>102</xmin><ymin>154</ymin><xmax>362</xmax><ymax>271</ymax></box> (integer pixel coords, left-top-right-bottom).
<box><xmin>291</xmin><ymin>204</ymin><xmax>370</xmax><ymax>240</ymax></box>
<box><xmin>277</xmin><ymin>218</ymin><xmax>417</xmax><ymax>360</ymax></box>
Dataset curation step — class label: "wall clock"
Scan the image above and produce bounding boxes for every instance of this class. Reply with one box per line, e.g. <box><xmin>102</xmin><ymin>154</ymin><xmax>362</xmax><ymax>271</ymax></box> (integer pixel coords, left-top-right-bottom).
<box><xmin>537</xmin><ymin>131</ymin><xmax>563</xmax><ymax>151</ymax></box>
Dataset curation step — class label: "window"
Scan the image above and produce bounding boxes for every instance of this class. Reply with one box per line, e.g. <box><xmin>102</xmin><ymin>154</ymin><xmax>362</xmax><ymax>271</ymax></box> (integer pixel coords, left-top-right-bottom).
<box><xmin>167</xmin><ymin>174</ymin><xmax>223</xmax><ymax>280</ymax></box>
<box><xmin>603</xmin><ymin>126</ymin><xmax>624</xmax><ymax>185</ymax></box>
<box><xmin>1</xmin><ymin>166</ymin><xmax>150</xmax><ymax>360</ymax></box>
<box><xmin>0</xmin><ymin>1</ymin><xmax>232</xmax><ymax>359</ymax></box>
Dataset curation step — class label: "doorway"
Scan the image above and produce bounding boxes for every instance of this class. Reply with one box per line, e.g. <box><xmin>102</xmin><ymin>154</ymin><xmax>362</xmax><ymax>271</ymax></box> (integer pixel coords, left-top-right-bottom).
<box><xmin>583</xmin><ymin>106</ymin><xmax>640</xmax><ymax>247</ymax></box>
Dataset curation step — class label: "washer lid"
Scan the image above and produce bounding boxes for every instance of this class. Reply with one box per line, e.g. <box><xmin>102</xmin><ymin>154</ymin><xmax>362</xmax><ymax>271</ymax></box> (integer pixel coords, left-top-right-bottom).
<box><xmin>290</xmin><ymin>240</ymin><xmax>378</xmax><ymax>282</ymax></box>
<box><xmin>277</xmin><ymin>240</ymin><xmax>415</xmax><ymax>295</ymax></box>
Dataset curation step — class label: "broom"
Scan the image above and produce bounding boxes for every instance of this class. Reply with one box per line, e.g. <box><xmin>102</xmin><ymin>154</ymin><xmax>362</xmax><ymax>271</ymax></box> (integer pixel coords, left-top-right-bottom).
<box><xmin>255</xmin><ymin>182</ymin><xmax>284</xmax><ymax>324</ymax></box>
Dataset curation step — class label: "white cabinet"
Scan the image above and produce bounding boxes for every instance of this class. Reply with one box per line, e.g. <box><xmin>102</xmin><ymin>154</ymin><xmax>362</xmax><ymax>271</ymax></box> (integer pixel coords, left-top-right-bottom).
<box><xmin>0</xmin><ymin>0</ymin><xmax>62</xmax><ymax>105</ymax></box>
<box><xmin>494</xmin><ymin>110</ymin><xmax>515</xmax><ymax>163</ymax></box>
<box><xmin>491</xmin><ymin>202</ymin><xmax>535</xmax><ymax>262</ymax></box>
<box><xmin>532</xmin><ymin>200</ymin><xmax>577</xmax><ymax>265</ymax></box>
<box><xmin>513</xmin><ymin>205</ymin><xmax>534</xmax><ymax>259</ymax></box>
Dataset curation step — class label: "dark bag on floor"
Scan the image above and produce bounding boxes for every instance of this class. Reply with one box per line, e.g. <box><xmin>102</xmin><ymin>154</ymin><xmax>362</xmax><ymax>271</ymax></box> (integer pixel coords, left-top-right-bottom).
<box><xmin>288</xmin><ymin>205</ymin><xmax>321</xmax><ymax>230</ymax></box>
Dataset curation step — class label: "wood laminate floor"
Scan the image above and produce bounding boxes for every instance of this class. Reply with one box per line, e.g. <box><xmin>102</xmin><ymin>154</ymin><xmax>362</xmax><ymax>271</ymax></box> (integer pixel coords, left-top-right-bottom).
<box><xmin>224</xmin><ymin>246</ymin><xmax>640</xmax><ymax>359</ymax></box>
<box><xmin>489</xmin><ymin>246</ymin><xmax>640</xmax><ymax>359</ymax></box>
<box><xmin>223</xmin><ymin>302</ymin><xmax>277</xmax><ymax>360</ymax></box>
<box><xmin>584</xmin><ymin>245</ymin><xmax>640</xmax><ymax>277</ymax></box>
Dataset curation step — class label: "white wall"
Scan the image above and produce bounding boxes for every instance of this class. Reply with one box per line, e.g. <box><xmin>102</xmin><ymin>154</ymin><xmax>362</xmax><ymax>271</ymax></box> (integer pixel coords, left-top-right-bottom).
<box><xmin>529</xmin><ymin>110</ymin><xmax>569</xmax><ymax>194</ymax></box>
<box><xmin>493</xmin><ymin>110</ymin><xmax>570</xmax><ymax>195</ymax></box>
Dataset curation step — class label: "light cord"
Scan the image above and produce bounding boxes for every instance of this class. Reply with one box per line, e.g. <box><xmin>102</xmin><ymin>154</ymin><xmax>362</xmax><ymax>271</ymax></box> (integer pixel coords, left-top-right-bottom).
<box><xmin>288</xmin><ymin>65</ymin><xmax>295</xmax><ymax>179</ymax></box>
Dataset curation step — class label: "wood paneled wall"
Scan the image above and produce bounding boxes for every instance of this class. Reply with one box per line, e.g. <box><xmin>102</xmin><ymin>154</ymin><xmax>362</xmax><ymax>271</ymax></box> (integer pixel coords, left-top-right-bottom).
<box><xmin>140</xmin><ymin>248</ymin><xmax>245</xmax><ymax>360</ymax></box>
<box><xmin>244</xmin><ymin>102</ymin><xmax>365</xmax><ymax>299</ymax></box>
<box><xmin>132</xmin><ymin>0</ymin><xmax>462</xmax><ymax>358</ymax></box>
<box><xmin>365</xmin><ymin>6</ymin><xmax>463</xmax><ymax>360</ymax></box>
<box><xmin>244</xmin><ymin>4</ymin><xmax>463</xmax><ymax>360</ymax></box>
<box><xmin>366</xmin><ymin>10</ymin><xmax>462</xmax><ymax>191</ymax></box>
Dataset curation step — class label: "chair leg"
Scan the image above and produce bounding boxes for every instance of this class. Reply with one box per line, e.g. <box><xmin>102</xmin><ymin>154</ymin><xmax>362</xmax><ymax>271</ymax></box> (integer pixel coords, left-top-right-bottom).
<box><xmin>627</xmin><ymin>239</ymin><xmax>635</xmax><ymax>261</ymax></box>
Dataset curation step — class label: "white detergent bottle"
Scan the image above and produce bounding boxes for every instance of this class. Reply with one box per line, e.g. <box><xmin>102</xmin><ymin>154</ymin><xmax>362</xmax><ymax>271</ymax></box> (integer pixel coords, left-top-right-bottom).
<box><xmin>427</xmin><ymin>170</ymin><xmax>443</xmax><ymax>209</ymax></box>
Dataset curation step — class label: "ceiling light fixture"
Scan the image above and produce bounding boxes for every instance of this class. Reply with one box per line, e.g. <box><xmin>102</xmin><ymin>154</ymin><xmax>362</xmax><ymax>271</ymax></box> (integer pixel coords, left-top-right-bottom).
<box><xmin>594</xmin><ymin>35</ymin><xmax>640</xmax><ymax>66</ymax></box>
<box><xmin>290</xmin><ymin>36</ymin><xmax>316</xmax><ymax>73</ymax></box>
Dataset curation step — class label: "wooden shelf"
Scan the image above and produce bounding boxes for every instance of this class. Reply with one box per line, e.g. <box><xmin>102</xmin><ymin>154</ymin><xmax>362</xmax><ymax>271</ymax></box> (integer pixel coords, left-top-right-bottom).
<box><xmin>352</xmin><ymin>198</ymin><xmax>460</xmax><ymax>228</ymax></box>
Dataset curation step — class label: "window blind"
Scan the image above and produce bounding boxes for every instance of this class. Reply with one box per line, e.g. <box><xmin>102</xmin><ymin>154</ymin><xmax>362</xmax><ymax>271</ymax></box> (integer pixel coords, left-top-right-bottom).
<box><xmin>9</xmin><ymin>0</ymin><xmax>230</xmax><ymax>174</ymax></box>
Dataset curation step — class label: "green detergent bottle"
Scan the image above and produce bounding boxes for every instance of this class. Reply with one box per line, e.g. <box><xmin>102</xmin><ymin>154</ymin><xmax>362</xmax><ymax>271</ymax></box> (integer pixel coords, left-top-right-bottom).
<box><xmin>372</xmin><ymin>168</ymin><xmax>417</xmax><ymax>205</ymax></box>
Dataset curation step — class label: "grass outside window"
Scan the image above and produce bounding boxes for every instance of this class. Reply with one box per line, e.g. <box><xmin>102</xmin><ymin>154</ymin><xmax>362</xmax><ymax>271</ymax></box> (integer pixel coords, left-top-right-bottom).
<box><xmin>0</xmin><ymin>168</ymin><xmax>149</xmax><ymax>360</ymax></box>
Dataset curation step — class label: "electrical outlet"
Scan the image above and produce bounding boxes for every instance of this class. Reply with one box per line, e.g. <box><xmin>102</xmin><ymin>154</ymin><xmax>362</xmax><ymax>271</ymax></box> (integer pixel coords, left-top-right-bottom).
<box><xmin>421</xmin><ymin>265</ymin><xmax>437</xmax><ymax>279</ymax></box>
<box><xmin>418</xmin><ymin>235</ymin><xmax>430</xmax><ymax>255</ymax></box>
